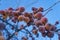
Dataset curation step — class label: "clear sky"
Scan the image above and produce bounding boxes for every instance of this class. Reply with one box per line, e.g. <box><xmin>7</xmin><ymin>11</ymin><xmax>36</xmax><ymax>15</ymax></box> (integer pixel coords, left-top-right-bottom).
<box><xmin>0</xmin><ymin>0</ymin><xmax>60</xmax><ymax>40</ymax></box>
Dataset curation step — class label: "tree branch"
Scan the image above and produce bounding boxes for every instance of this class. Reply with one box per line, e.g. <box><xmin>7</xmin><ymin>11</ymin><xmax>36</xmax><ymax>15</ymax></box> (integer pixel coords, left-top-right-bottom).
<box><xmin>44</xmin><ymin>9</ymin><xmax>53</xmax><ymax>16</ymax></box>
<box><xmin>44</xmin><ymin>1</ymin><xmax>60</xmax><ymax>12</ymax></box>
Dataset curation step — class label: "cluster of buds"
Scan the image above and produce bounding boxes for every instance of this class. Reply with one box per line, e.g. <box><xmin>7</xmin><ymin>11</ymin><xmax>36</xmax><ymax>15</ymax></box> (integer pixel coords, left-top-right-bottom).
<box><xmin>0</xmin><ymin>6</ymin><xmax>60</xmax><ymax>40</ymax></box>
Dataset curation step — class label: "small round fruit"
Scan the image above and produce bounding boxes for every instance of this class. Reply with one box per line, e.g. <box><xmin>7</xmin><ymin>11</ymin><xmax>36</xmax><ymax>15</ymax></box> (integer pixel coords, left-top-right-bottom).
<box><xmin>0</xmin><ymin>10</ymin><xmax>7</xmax><ymax>17</ymax></box>
<box><xmin>41</xmin><ymin>32</ymin><xmax>47</xmax><ymax>37</ymax></box>
<box><xmin>14</xmin><ymin>16</ymin><xmax>18</xmax><ymax>20</ymax></box>
<box><xmin>22</xmin><ymin>36</ymin><xmax>28</xmax><ymax>40</ymax></box>
<box><xmin>40</xmin><ymin>17</ymin><xmax>48</xmax><ymax>25</ymax></box>
<box><xmin>34</xmin><ymin>20</ymin><xmax>43</xmax><ymax>27</ymax></box>
<box><xmin>24</xmin><ymin>12</ymin><xmax>29</xmax><ymax>17</ymax></box>
<box><xmin>12</xmin><ymin>11</ymin><xmax>19</xmax><ymax>17</ymax></box>
<box><xmin>32</xmin><ymin>29</ymin><xmax>38</xmax><ymax>35</ymax></box>
<box><xmin>45</xmin><ymin>23</ymin><xmax>52</xmax><ymax>31</ymax></box>
<box><xmin>32</xmin><ymin>7</ymin><xmax>38</xmax><ymax>11</ymax></box>
<box><xmin>2</xmin><ymin>16</ymin><xmax>7</xmax><ymax>20</ymax></box>
<box><xmin>55</xmin><ymin>21</ymin><xmax>59</xmax><ymax>25</ymax></box>
<box><xmin>7</xmin><ymin>10</ymin><xmax>13</xmax><ymax>16</ymax></box>
<box><xmin>50</xmin><ymin>25</ymin><xmax>56</xmax><ymax>31</ymax></box>
<box><xmin>0</xmin><ymin>10</ymin><xmax>5</xmax><ymax>14</ymax></box>
<box><xmin>34</xmin><ymin>12</ymin><xmax>43</xmax><ymax>19</ymax></box>
<box><xmin>17</xmin><ymin>7</ymin><xmax>25</xmax><ymax>12</ymax></box>
<box><xmin>8</xmin><ymin>7</ymin><xmax>14</xmax><ymax>11</ymax></box>
<box><xmin>47</xmin><ymin>31</ymin><xmax>54</xmax><ymax>38</ymax></box>
<box><xmin>29</xmin><ymin>18</ymin><xmax>34</xmax><ymax>22</ymax></box>
<box><xmin>24</xmin><ymin>17</ymin><xmax>30</xmax><ymax>23</ymax></box>
<box><xmin>39</xmin><ymin>26</ymin><xmax>45</xmax><ymax>33</ymax></box>
<box><xmin>38</xmin><ymin>7</ymin><xmax>44</xmax><ymax>12</ymax></box>
<box><xmin>18</xmin><ymin>15</ymin><xmax>24</xmax><ymax>21</ymax></box>
<box><xmin>24</xmin><ymin>12</ymin><xmax>32</xmax><ymax>18</ymax></box>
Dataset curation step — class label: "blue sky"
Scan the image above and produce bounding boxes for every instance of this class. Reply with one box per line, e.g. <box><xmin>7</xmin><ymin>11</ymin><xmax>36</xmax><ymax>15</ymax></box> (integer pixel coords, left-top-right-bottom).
<box><xmin>0</xmin><ymin>0</ymin><xmax>60</xmax><ymax>40</ymax></box>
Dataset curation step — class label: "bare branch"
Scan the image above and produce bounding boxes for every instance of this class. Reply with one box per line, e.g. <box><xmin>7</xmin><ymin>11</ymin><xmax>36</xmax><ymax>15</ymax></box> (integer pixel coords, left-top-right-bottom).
<box><xmin>43</xmin><ymin>9</ymin><xmax>53</xmax><ymax>16</ymax></box>
<box><xmin>44</xmin><ymin>1</ymin><xmax>60</xmax><ymax>12</ymax></box>
<box><xmin>25</xmin><ymin>0</ymin><xmax>38</xmax><ymax>8</ymax></box>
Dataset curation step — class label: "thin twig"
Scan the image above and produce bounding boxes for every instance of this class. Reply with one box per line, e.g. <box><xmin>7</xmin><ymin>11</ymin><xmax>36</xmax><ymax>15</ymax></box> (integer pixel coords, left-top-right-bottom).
<box><xmin>44</xmin><ymin>9</ymin><xmax>53</xmax><ymax>16</ymax></box>
<box><xmin>0</xmin><ymin>18</ymin><xmax>14</xmax><ymax>27</ymax></box>
<box><xmin>4</xmin><ymin>28</ymin><xmax>11</xmax><ymax>35</ymax></box>
<box><xmin>44</xmin><ymin>1</ymin><xmax>60</xmax><ymax>12</ymax></box>
<box><xmin>6</xmin><ymin>26</ymin><xmax>22</xmax><ymax>40</ymax></box>
<box><xmin>55</xmin><ymin>29</ymin><xmax>60</xmax><ymax>32</ymax></box>
<box><xmin>6</xmin><ymin>25</ymin><xmax>34</xmax><ymax>40</ymax></box>
<box><xmin>25</xmin><ymin>0</ymin><xmax>38</xmax><ymax>8</ymax></box>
